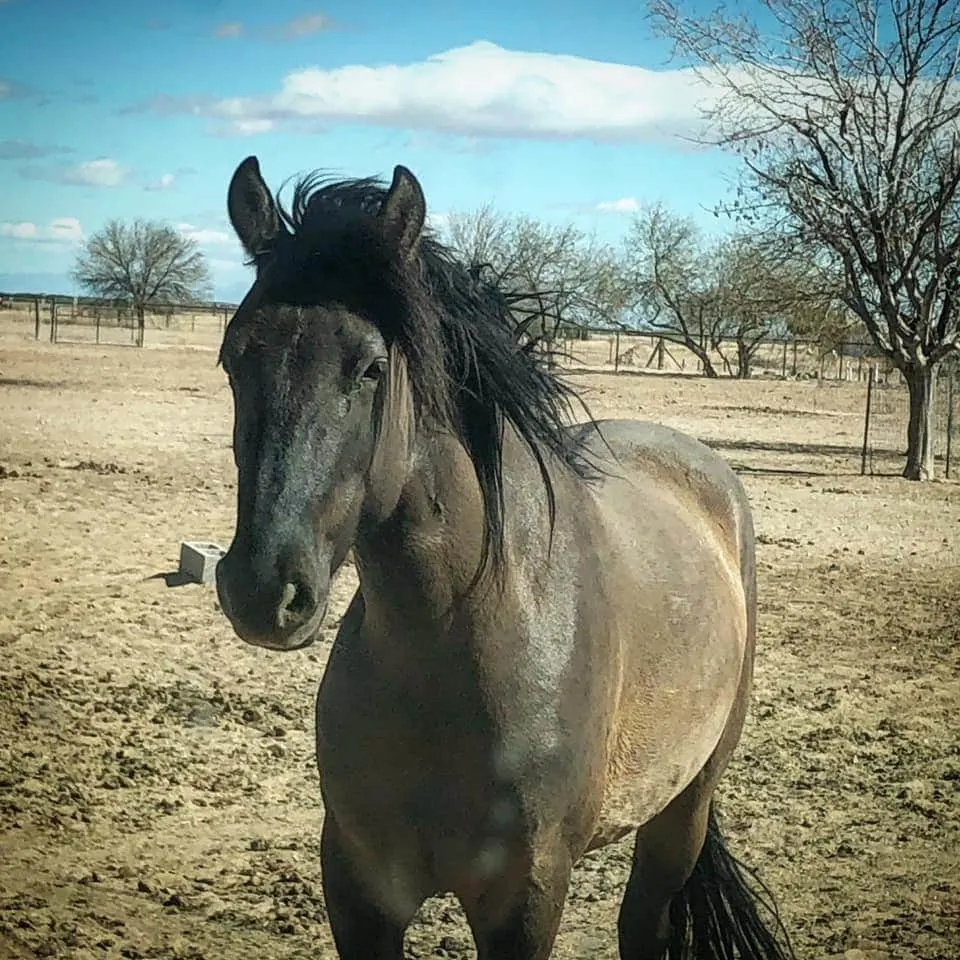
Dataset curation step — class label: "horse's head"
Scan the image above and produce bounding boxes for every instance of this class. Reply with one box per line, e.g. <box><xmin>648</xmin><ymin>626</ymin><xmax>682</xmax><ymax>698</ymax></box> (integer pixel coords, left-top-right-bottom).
<box><xmin>215</xmin><ymin>156</ymin><xmax>422</xmax><ymax>651</ymax></box>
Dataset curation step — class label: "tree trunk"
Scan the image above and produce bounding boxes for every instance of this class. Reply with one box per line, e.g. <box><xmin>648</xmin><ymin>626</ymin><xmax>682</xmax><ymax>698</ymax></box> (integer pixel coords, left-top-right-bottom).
<box><xmin>700</xmin><ymin>351</ymin><xmax>719</xmax><ymax>377</ymax></box>
<box><xmin>736</xmin><ymin>339</ymin><xmax>752</xmax><ymax>379</ymax></box>
<box><xmin>136</xmin><ymin>304</ymin><xmax>145</xmax><ymax>348</ymax></box>
<box><xmin>681</xmin><ymin>337</ymin><xmax>719</xmax><ymax>377</ymax></box>
<box><xmin>902</xmin><ymin>361</ymin><xmax>937</xmax><ymax>480</ymax></box>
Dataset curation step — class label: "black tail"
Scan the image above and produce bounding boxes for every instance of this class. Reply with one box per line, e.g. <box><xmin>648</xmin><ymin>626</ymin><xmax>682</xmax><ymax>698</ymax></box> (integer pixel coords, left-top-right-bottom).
<box><xmin>667</xmin><ymin>805</ymin><xmax>795</xmax><ymax>960</ymax></box>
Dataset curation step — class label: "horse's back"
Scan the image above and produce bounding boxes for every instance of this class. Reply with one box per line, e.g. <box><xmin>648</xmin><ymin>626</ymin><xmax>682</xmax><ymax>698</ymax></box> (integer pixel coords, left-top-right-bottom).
<box><xmin>574</xmin><ymin>417</ymin><xmax>754</xmax><ymax>568</ymax></box>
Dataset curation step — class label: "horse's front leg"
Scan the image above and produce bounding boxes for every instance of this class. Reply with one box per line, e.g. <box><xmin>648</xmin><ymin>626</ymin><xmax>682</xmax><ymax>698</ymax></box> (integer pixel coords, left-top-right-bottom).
<box><xmin>463</xmin><ymin>840</ymin><xmax>573</xmax><ymax>960</ymax></box>
<box><xmin>320</xmin><ymin>814</ymin><xmax>416</xmax><ymax>960</ymax></box>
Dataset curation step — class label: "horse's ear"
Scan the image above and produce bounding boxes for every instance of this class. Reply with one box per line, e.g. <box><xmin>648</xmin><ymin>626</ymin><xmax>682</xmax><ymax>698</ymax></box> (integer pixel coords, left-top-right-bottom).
<box><xmin>227</xmin><ymin>156</ymin><xmax>284</xmax><ymax>257</ymax></box>
<box><xmin>378</xmin><ymin>165</ymin><xmax>425</xmax><ymax>259</ymax></box>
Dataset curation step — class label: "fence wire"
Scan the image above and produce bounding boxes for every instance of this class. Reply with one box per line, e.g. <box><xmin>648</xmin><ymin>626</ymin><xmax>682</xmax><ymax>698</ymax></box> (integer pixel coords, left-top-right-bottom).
<box><xmin>862</xmin><ymin>357</ymin><xmax>959</xmax><ymax>478</ymax></box>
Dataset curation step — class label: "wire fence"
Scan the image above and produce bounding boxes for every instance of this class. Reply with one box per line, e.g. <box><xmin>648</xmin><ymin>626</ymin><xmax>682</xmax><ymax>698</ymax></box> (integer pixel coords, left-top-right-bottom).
<box><xmin>0</xmin><ymin>295</ymin><xmax>232</xmax><ymax>349</ymax></box>
<box><xmin>2</xmin><ymin>294</ymin><xmax>956</xmax><ymax>478</ymax></box>
<box><xmin>0</xmin><ymin>295</ymin><xmax>897</xmax><ymax>383</ymax></box>
<box><xmin>861</xmin><ymin>356</ymin><xmax>959</xmax><ymax>478</ymax></box>
<box><xmin>556</xmin><ymin>328</ymin><xmax>894</xmax><ymax>383</ymax></box>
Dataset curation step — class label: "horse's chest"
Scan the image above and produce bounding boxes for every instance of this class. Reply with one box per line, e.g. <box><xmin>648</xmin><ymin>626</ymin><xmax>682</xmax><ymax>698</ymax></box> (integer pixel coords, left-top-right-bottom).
<box><xmin>315</xmin><ymin>671</ymin><xmax>533</xmax><ymax>914</ymax></box>
<box><xmin>322</xmin><ymin>752</ymin><xmax>529</xmax><ymax>919</ymax></box>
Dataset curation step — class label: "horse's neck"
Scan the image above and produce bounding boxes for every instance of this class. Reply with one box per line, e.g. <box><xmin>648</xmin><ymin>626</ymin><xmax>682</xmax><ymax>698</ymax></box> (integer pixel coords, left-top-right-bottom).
<box><xmin>354</xmin><ymin>420</ymin><xmax>570</xmax><ymax>637</ymax></box>
<box><xmin>354</xmin><ymin>428</ymin><xmax>490</xmax><ymax>623</ymax></box>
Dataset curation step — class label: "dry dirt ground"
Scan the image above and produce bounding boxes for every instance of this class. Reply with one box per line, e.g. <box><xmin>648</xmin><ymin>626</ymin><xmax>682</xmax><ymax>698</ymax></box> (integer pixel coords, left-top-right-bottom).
<box><xmin>0</xmin><ymin>335</ymin><xmax>958</xmax><ymax>960</ymax></box>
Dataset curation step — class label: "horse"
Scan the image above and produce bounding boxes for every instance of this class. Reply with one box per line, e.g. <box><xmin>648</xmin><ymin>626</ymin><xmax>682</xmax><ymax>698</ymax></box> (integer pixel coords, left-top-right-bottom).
<box><xmin>214</xmin><ymin>154</ymin><xmax>794</xmax><ymax>960</ymax></box>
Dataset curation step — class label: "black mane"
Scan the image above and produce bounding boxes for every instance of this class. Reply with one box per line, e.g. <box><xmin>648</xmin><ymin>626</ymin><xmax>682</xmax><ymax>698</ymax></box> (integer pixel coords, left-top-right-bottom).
<box><xmin>265</xmin><ymin>171</ymin><xmax>601</xmax><ymax>582</ymax></box>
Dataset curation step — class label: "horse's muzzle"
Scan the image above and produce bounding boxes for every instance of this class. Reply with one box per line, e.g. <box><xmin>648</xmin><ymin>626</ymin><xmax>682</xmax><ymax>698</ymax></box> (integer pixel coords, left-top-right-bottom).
<box><xmin>215</xmin><ymin>548</ymin><xmax>328</xmax><ymax>652</ymax></box>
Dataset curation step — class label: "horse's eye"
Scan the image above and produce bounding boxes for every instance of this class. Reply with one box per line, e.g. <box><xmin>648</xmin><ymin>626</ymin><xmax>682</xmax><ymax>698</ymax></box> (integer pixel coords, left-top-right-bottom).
<box><xmin>361</xmin><ymin>358</ymin><xmax>388</xmax><ymax>383</ymax></box>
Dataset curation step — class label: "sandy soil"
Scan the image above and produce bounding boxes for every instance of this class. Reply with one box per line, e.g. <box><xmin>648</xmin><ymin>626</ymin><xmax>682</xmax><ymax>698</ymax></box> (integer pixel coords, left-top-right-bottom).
<box><xmin>0</xmin><ymin>337</ymin><xmax>958</xmax><ymax>960</ymax></box>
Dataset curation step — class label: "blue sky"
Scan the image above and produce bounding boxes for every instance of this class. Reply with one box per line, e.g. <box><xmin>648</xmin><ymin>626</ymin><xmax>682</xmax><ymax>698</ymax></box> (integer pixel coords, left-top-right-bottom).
<box><xmin>0</xmin><ymin>0</ymin><xmax>743</xmax><ymax>302</ymax></box>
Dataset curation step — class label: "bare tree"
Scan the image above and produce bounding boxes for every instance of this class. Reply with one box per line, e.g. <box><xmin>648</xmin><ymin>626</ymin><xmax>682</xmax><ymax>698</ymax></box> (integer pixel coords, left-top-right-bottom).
<box><xmin>711</xmin><ymin>237</ymin><xmax>779</xmax><ymax>378</ymax></box>
<box><xmin>445</xmin><ymin>206</ymin><xmax>632</xmax><ymax>336</ymax></box>
<box><xmin>713</xmin><ymin>235</ymin><xmax>853</xmax><ymax>377</ymax></box>
<box><xmin>784</xmin><ymin>292</ymin><xmax>862</xmax><ymax>357</ymax></box>
<box><xmin>72</xmin><ymin>220</ymin><xmax>212</xmax><ymax>347</ymax></box>
<box><xmin>650</xmin><ymin>0</ymin><xmax>960</xmax><ymax>478</ymax></box>
<box><xmin>624</xmin><ymin>203</ymin><xmax>725</xmax><ymax>375</ymax></box>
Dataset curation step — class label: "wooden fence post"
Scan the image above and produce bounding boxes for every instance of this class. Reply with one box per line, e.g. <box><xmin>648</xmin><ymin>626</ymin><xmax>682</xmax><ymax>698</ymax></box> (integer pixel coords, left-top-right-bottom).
<box><xmin>49</xmin><ymin>300</ymin><xmax>57</xmax><ymax>343</ymax></box>
<box><xmin>34</xmin><ymin>298</ymin><xmax>40</xmax><ymax>339</ymax></box>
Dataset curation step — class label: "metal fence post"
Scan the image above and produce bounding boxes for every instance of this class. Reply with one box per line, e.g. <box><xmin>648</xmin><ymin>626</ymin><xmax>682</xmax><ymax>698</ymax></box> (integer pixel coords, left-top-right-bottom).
<box><xmin>946</xmin><ymin>372</ymin><xmax>955</xmax><ymax>480</ymax></box>
<box><xmin>861</xmin><ymin>366</ymin><xmax>875</xmax><ymax>476</ymax></box>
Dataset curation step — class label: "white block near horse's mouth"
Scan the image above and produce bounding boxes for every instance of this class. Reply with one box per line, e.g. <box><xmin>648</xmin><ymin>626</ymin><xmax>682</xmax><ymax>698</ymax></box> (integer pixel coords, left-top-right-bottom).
<box><xmin>178</xmin><ymin>541</ymin><xmax>226</xmax><ymax>585</ymax></box>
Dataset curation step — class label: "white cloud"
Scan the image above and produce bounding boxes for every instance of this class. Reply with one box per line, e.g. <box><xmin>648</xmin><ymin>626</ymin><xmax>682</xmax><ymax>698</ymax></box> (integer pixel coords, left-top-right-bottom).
<box><xmin>0</xmin><ymin>216</ymin><xmax>83</xmax><ymax>244</ymax></box>
<box><xmin>48</xmin><ymin>217</ymin><xmax>84</xmax><ymax>242</ymax></box>
<box><xmin>176</xmin><ymin>222</ymin><xmax>235</xmax><ymax>246</ymax></box>
<box><xmin>0</xmin><ymin>221</ymin><xmax>38</xmax><ymax>239</ymax></box>
<box><xmin>147</xmin><ymin>41</ymin><xmax>732</xmax><ymax>143</ymax></box>
<box><xmin>216</xmin><ymin>118</ymin><xmax>275</xmax><ymax>137</ymax></box>
<box><xmin>145</xmin><ymin>172</ymin><xmax>176</xmax><ymax>191</ymax></box>
<box><xmin>215</xmin><ymin>21</ymin><xmax>243</xmax><ymax>39</ymax></box>
<box><xmin>70</xmin><ymin>158</ymin><xmax>128</xmax><ymax>187</ymax></box>
<box><xmin>56</xmin><ymin>158</ymin><xmax>129</xmax><ymax>187</ymax></box>
<box><xmin>595</xmin><ymin>197</ymin><xmax>640</xmax><ymax>214</ymax></box>
<box><xmin>274</xmin><ymin>13</ymin><xmax>331</xmax><ymax>39</ymax></box>
<box><xmin>425</xmin><ymin>211</ymin><xmax>451</xmax><ymax>234</ymax></box>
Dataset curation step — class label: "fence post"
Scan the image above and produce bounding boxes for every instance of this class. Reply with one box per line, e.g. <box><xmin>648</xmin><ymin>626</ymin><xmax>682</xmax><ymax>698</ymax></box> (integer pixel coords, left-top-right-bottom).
<box><xmin>781</xmin><ymin>340</ymin><xmax>787</xmax><ymax>378</ymax></box>
<box><xmin>792</xmin><ymin>340</ymin><xmax>798</xmax><ymax>376</ymax></box>
<box><xmin>34</xmin><ymin>297</ymin><xmax>40</xmax><ymax>339</ymax></box>
<box><xmin>614</xmin><ymin>330</ymin><xmax>620</xmax><ymax>374</ymax></box>
<box><xmin>861</xmin><ymin>366</ymin><xmax>875</xmax><ymax>476</ymax></box>
<box><xmin>946</xmin><ymin>373</ymin><xmax>955</xmax><ymax>480</ymax></box>
<box><xmin>49</xmin><ymin>300</ymin><xmax>57</xmax><ymax>343</ymax></box>
<box><xmin>96</xmin><ymin>310</ymin><xmax>101</xmax><ymax>344</ymax></box>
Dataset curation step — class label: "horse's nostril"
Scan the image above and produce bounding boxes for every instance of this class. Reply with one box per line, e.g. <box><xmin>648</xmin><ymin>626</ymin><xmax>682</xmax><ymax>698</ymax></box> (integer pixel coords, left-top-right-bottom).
<box><xmin>277</xmin><ymin>579</ymin><xmax>315</xmax><ymax>629</ymax></box>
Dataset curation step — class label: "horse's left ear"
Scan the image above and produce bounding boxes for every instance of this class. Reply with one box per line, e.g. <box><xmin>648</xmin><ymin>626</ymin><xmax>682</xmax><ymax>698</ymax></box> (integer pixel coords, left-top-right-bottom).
<box><xmin>378</xmin><ymin>165</ymin><xmax>426</xmax><ymax>259</ymax></box>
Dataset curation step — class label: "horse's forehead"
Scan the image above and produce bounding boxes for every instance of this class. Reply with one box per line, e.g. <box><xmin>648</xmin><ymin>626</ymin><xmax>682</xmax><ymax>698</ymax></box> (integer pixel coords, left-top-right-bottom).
<box><xmin>231</xmin><ymin>291</ymin><xmax>382</xmax><ymax>368</ymax></box>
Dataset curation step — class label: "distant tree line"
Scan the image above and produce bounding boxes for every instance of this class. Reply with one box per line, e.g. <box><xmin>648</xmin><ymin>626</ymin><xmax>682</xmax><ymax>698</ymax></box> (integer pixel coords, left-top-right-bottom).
<box><xmin>444</xmin><ymin>201</ymin><xmax>859</xmax><ymax>381</ymax></box>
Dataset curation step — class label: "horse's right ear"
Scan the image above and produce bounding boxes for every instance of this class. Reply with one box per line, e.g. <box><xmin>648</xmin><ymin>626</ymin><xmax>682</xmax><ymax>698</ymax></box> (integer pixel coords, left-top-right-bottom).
<box><xmin>227</xmin><ymin>156</ymin><xmax>284</xmax><ymax>257</ymax></box>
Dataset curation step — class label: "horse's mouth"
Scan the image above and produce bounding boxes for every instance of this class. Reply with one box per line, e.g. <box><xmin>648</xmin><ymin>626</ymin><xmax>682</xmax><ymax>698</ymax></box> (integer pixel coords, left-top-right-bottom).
<box><xmin>239</xmin><ymin>600</ymin><xmax>328</xmax><ymax>652</ymax></box>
